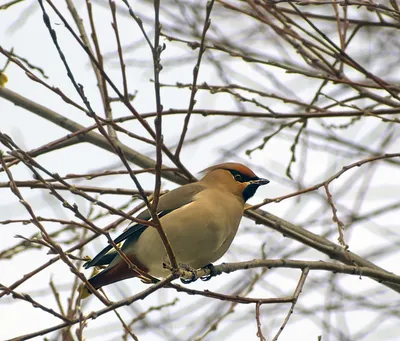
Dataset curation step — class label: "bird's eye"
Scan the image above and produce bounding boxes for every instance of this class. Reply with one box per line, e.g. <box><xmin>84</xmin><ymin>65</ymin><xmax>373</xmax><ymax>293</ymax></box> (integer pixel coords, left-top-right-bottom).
<box><xmin>234</xmin><ymin>174</ymin><xmax>242</xmax><ymax>181</ymax></box>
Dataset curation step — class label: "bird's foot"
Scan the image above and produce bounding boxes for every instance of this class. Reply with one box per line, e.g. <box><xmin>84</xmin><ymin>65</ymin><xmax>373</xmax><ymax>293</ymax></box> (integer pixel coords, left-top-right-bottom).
<box><xmin>179</xmin><ymin>263</ymin><xmax>198</xmax><ymax>284</ymax></box>
<box><xmin>200</xmin><ymin>263</ymin><xmax>217</xmax><ymax>281</ymax></box>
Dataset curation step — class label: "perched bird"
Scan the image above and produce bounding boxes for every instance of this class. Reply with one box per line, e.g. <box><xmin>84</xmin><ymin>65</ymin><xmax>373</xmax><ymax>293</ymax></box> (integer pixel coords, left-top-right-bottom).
<box><xmin>81</xmin><ymin>162</ymin><xmax>269</xmax><ymax>297</ymax></box>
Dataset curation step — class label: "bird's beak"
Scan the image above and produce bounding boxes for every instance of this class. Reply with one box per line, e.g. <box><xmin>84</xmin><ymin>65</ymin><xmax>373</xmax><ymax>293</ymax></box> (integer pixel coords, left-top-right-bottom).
<box><xmin>250</xmin><ymin>178</ymin><xmax>270</xmax><ymax>186</ymax></box>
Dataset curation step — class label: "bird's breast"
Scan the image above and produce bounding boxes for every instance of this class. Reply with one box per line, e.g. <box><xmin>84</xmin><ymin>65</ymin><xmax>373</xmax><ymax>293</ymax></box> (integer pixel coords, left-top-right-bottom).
<box><xmin>132</xmin><ymin>190</ymin><xmax>244</xmax><ymax>277</ymax></box>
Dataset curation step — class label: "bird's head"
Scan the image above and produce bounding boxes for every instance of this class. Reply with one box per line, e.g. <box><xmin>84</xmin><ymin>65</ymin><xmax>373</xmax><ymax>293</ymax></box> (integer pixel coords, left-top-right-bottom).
<box><xmin>200</xmin><ymin>162</ymin><xmax>269</xmax><ymax>202</ymax></box>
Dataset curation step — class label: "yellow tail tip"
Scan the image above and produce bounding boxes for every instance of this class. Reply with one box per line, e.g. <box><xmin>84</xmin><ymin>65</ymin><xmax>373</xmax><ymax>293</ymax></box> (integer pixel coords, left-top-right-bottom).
<box><xmin>79</xmin><ymin>260</ymin><xmax>101</xmax><ymax>299</ymax></box>
<box><xmin>0</xmin><ymin>72</ymin><xmax>8</xmax><ymax>87</ymax></box>
<box><xmin>79</xmin><ymin>284</ymin><xmax>93</xmax><ymax>299</ymax></box>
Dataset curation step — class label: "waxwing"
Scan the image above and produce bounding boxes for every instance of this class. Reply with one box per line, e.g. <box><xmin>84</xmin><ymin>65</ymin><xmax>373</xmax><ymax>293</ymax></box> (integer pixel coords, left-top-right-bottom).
<box><xmin>81</xmin><ymin>162</ymin><xmax>269</xmax><ymax>297</ymax></box>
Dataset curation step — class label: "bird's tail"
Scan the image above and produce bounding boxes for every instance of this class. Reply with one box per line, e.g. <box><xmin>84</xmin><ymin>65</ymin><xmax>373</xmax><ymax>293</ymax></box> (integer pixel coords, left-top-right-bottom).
<box><xmin>79</xmin><ymin>260</ymin><xmax>147</xmax><ymax>299</ymax></box>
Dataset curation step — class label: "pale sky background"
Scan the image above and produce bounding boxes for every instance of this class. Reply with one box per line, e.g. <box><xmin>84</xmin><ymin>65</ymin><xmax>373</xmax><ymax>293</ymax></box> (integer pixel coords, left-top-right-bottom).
<box><xmin>1</xmin><ymin>1</ymin><xmax>400</xmax><ymax>341</ymax></box>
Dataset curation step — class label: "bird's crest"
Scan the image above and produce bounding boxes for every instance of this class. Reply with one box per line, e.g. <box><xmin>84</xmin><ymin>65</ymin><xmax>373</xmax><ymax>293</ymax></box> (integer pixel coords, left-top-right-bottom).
<box><xmin>201</xmin><ymin>162</ymin><xmax>257</xmax><ymax>179</ymax></box>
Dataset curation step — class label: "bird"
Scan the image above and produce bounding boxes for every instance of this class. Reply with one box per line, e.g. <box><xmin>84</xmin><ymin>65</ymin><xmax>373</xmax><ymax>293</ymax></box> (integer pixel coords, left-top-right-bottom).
<box><xmin>81</xmin><ymin>162</ymin><xmax>269</xmax><ymax>298</ymax></box>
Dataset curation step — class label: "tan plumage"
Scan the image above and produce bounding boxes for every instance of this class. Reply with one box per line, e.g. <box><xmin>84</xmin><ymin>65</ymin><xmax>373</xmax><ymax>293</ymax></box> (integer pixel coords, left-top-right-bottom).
<box><xmin>81</xmin><ymin>162</ymin><xmax>269</xmax><ymax>298</ymax></box>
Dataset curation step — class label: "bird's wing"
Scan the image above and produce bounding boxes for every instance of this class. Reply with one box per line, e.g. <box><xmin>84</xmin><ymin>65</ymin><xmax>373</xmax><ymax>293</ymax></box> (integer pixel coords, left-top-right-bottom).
<box><xmin>135</xmin><ymin>182</ymin><xmax>205</xmax><ymax>221</ymax></box>
<box><xmin>84</xmin><ymin>182</ymin><xmax>205</xmax><ymax>269</ymax></box>
<box><xmin>83</xmin><ymin>224</ymin><xmax>147</xmax><ymax>269</ymax></box>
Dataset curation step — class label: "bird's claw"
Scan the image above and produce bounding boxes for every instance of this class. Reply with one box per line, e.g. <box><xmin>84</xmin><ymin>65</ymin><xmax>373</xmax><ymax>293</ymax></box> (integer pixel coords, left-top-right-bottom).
<box><xmin>180</xmin><ymin>276</ymin><xmax>197</xmax><ymax>284</ymax></box>
<box><xmin>179</xmin><ymin>264</ymin><xmax>198</xmax><ymax>284</ymax></box>
<box><xmin>179</xmin><ymin>263</ymin><xmax>217</xmax><ymax>284</ymax></box>
<box><xmin>200</xmin><ymin>263</ymin><xmax>217</xmax><ymax>281</ymax></box>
